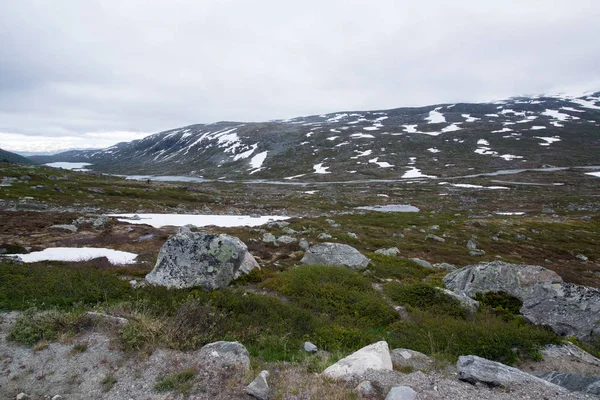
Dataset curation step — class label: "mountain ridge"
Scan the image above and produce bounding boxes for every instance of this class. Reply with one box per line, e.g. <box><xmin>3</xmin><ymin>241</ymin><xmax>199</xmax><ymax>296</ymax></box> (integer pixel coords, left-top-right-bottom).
<box><xmin>32</xmin><ymin>92</ymin><xmax>600</xmax><ymax>181</ymax></box>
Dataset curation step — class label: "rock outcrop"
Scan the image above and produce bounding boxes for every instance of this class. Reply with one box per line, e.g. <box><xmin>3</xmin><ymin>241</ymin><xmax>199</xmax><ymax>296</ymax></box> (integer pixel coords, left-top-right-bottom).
<box><xmin>457</xmin><ymin>355</ymin><xmax>565</xmax><ymax>389</ymax></box>
<box><xmin>443</xmin><ymin>261</ymin><xmax>600</xmax><ymax>342</ymax></box>
<box><xmin>146</xmin><ymin>231</ymin><xmax>259</xmax><ymax>290</ymax></box>
<box><xmin>300</xmin><ymin>243</ymin><xmax>370</xmax><ymax>270</ymax></box>
<box><xmin>540</xmin><ymin>371</ymin><xmax>600</xmax><ymax>395</ymax></box>
<box><xmin>322</xmin><ymin>341</ymin><xmax>393</xmax><ymax>380</ymax></box>
<box><xmin>198</xmin><ymin>341</ymin><xmax>250</xmax><ymax>371</ymax></box>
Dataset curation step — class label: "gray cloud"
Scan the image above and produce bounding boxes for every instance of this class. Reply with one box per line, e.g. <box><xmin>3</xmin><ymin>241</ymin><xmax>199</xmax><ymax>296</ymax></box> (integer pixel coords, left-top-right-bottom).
<box><xmin>1</xmin><ymin>0</ymin><xmax>599</xmax><ymax>151</ymax></box>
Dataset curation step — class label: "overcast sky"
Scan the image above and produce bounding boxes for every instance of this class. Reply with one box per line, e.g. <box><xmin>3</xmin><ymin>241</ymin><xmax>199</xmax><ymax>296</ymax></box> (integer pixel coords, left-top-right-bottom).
<box><xmin>1</xmin><ymin>0</ymin><xmax>599</xmax><ymax>152</ymax></box>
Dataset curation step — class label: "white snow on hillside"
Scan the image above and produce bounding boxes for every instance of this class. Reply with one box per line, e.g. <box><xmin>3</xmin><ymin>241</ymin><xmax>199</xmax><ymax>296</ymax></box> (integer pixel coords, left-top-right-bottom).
<box><xmin>401</xmin><ymin>167</ymin><xmax>435</xmax><ymax>179</ymax></box>
<box><xmin>425</xmin><ymin>108</ymin><xmax>446</xmax><ymax>124</ymax></box>
<box><xmin>351</xmin><ymin>133</ymin><xmax>375</xmax><ymax>139</ymax></box>
<box><xmin>462</xmin><ymin>114</ymin><xmax>480</xmax><ymax>122</ymax></box>
<box><xmin>313</xmin><ymin>163</ymin><xmax>331</xmax><ymax>174</ymax></box>
<box><xmin>233</xmin><ymin>143</ymin><xmax>258</xmax><ymax>161</ymax></box>
<box><xmin>249</xmin><ymin>151</ymin><xmax>268</xmax><ymax>174</ymax></box>
<box><xmin>535</xmin><ymin>136</ymin><xmax>561</xmax><ymax>146</ymax></box>
<box><xmin>368</xmin><ymin>158</ymin><xmax>394</xmax><ymax>168</ymax></box>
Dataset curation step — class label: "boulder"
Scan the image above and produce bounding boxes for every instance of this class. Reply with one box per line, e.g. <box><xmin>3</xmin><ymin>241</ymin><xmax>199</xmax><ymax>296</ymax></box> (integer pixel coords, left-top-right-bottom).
<box><xmin>277</xmin><ymin>235</ymin><xmax>297</xmax><ymax>244</ymax></box>
<box><xmin>443</xmin><ymin>261</ymin><xmax>600</xmax><ymax>341</ymax></box>
<box><xmin>409</xmin><ymin>258</ymin><xmax>432</xmax><ymax>269</ymax></box>
<box><xmin>385</xmin><ymin>386</ymin><xmax>417</xmax><ymax>400</ymax></box>
<box><xmin>245</xmin><ymin>370</ymin><xmax>270</xmax><ymax>400</ymax></box>
<box><xmin>198</xmin><ymin>341</ymin><xmax>250</xmax><ymax>371</ymax></box>
<box><xmin>457</xmin><ymin>355</ymin><xmax>564</xmax><ymax>389</ymax></box>
<box><xmin>466</xmin><ymin>239</ymin><xmax>478</xmax><ymax>250</ymax></box>
<box><xmin>146</xmin><ymin>231</ymin><xmax>259</xmax><ymax>290</ymax></box>
<box><xmin>299</xmin><ymin>239</ymin><xmax>310</xmax><ymax>250</ymax></box>
<box><xmin>540</xmin><ymin>371</ymin><xmax>600</xmax><ymax>395</ymax></box>
<box><xmin>322</xmin><ymin>341</ymin><xmax>392</xmax><ymax>380</ymax></box>
<box><xmin>262</xmin><ymin>233</ymin><xmax>276</xmax><ymax>243</ymax></box>
<box><xmin>301</xmin><ymin>243</ymin><xmax>369</xmax><ymax>270</ymax></box>
<box><xmin>390</xmin><ymin>348</ymin><xmax>433</xmax><ymax>372</ymax></box>
<box><xmin>425</xmin><ymin>234</ymin><xmax>445</xmax><ymax>243</ymax></box>
<box><xmin>375</xmin><ymin>247</ymin><xmax>401</xmax><ymax>257</ymax></box>
<box><xmin>436</xmin><ymin>287</ymin><xmax>479</xmax><ymax>314</ymax></box>
<box><xmin>49</xmin><ymin>224</ymin><xmax>78</xmax><ymax>233</ymax></box>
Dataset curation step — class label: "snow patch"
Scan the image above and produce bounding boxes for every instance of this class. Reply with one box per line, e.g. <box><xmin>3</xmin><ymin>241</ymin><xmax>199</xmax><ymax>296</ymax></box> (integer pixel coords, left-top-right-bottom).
<box><xmin>368</xmin><ymin>158</ymin><xmax>394</xmax><ymax>168</ymax></box>
<box><xmin>110</xmin><ymin>214</ymin><xmax>289</xmax><ymax>228</ymax></box>
<box><xmin>425</xmin><ymin>108</ymin><xmax>446</xmax><ymax>124</ymax></box>
<box><xmin>313</xmin><ymin>163</ymin><xmax>331</xmax><ymax>174</ymax></box>
<box><xmin>17</xmin><ymin>247</ymin><xmax>138</xmax><ymax>265</ymax></box>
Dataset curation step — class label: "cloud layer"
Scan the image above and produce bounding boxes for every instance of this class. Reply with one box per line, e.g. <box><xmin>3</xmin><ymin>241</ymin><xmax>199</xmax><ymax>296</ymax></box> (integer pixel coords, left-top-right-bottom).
<box><xmin>1</xmin><ymin>0</ymin><xmax>599</xmax><ymax>152</ymax></box>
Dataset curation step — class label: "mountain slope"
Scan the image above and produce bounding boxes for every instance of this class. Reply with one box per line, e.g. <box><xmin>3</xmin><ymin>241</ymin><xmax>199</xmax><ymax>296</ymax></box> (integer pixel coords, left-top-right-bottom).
<box><xmin>0</xmin><ymin>149</ymin><xmax>35</xmax><ymax>165</ymax></box>
<box><xmin>38</xmin><ymin>92</ymin><xmax>600</xmax><ymax>181</ymax></box>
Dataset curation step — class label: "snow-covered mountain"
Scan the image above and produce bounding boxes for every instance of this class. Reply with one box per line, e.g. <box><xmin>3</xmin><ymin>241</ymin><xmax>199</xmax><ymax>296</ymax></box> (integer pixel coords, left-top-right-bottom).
<box><xmin>34</xmin><ymin>92</ymin><xmax>600</xmax><ymax>180</ymax></box>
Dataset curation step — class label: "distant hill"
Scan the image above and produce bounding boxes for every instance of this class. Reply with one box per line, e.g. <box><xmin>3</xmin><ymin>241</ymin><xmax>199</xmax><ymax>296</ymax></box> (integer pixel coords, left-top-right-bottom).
<box><xmin>0</xmin><ymin>149</ymin><xmax>36</xmax><ymax>165</ymax></box>
<box><xmin>38</xmin><ymin>92</ymin><xmax>600</xmax><ymax>181</ymax></box>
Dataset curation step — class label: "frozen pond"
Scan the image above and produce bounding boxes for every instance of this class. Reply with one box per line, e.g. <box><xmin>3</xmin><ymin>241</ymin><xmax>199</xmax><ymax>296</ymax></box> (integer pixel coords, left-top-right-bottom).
<box><xmin>124</xmin><ymin>175</ymin><xmax>207</xmax><ymax>183</ymax></box>
<box><xmin>355</xmin><ymin>204</ymin><xmax>420</xmax><ymax>213</ymax></box>
<box><xmin>108</xmin><ymin>213</ymin><xmax>290</xmax><ymax>228</ymax></box>
<box><xmin>15</xmin><ymin>247</ymin><xmax>138</xmax><ymax>265</ymax></box>
<box><xmin>45</xmin><ymin>162</ymin><xmax>92</xmax><ymax>171</ymax></box>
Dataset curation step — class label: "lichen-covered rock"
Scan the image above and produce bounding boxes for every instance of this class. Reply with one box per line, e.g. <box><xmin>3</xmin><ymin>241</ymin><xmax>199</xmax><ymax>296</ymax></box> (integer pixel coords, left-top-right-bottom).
<box><xmin>322</xmin><ymin>341</ymin><xmax>392</xmax><ymax>380</ymax></box>
<box><xmin>245</xmin><ymin>370</ymin><xmax>270</xmax><ymax>400</ymax></box>
<box><xmin>198</xmin><ymin>341</ymin><xmax>250</xmax><ymax>371</ymax></box>
<box><xmin>385</xmin><ymin>385</ymin><xmax>417</xmax><ymax>400</ymax></box>
<box><xmin>301</xmin><ymin>243</ymin><xmax>369</xmax><ymax>270</ymax></box>
<box><xmin>390</xmin><ymin>348</ymin><xmax>433</xmax><ymax>372</ymax></box>
<box><xmin>443</xmin><ymin>261</ymin><xmax>600</xmax><ymax>342</ymax></box>
<box><xmin>457</xmin><ymin>355</ymin><xmax>564</xmax><ymax>389</ymax></box>
<box><xmin>436</xmin><ymin>287</ymin><xmax>480</xmax><ymax>314</ymax></box>
<box><xmin>146</xmin><ymin>231</ymin><xmax>259</xmax><ymax>290</ymax></box>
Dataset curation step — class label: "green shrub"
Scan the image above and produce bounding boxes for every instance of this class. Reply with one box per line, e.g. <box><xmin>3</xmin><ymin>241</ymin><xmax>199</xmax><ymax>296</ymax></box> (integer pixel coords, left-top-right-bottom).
<box><xmin>388</xmin><ymin>309</ymin><xmax>560</xmax><ymax>364</ymax></box>
<box><xmin>266</xmin><ymin>265</ymin><xmax>398</xmax><ymax>328</ymax></box>
<box><xmin>8</xmin><ymin>308</ymin><xmax>92</xmax><ymax>345</ymax></box>
<box><xmin>0</xmin><ymin>261</ymin><xmax>132</xmax><ymax>310</ymax></box>
<box><xmin>384</xmin><ymin>283</ymin><xmax>465</xmax><ymax>317</ymax></box>
<box><xmin>474</xmin><ymin>291</ymin><xmax>523</xmax><ymax>318</ymax></box>
<box><xmin>367</xmin><ymin>255</ymin><xmax>433</xmax><ymax>282</ymax></box>
<box><xmin>154</xmin><ymin>368</ymin><xmax>195</xmax><ymax>394</ymax></box>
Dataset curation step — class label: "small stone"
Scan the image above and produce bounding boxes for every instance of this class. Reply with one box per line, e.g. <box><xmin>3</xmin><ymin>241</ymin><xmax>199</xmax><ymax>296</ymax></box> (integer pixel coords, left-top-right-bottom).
<box><xmin>469</xmin><ymin>250</ymin><xmax>486</xmax><ymax>257</ymax></box>
<box><xmin>245</xmin><ymin>370</ymin><xmax>269</xmax><ymax>400</ymax></box>
<box><xmin>355</xmin><ymin>380</ymin><xmax>376</xmax><ymax>396</ymax></box>
<box><xmin>576</xmin><ymin>254</ymin><xmax>588</xmax><ymax>261</ymax></box>
<box><xmin>385</xmin><ymin>385</ymin><xmax>417</xmax><ymax>400</ymax></box>
<box><xmin>51</xmin><ymin>396</ymin><xmax>63</xmax><ymax>400</ymax></box>
<box><xmin>49</xmin><ymin>224</ymin><xmax>78</xmax><ymax>233</ymax></box>
<box><xmin>249</xmin><ymin>213</ymin><xmax>261</xmax><ymax>218</ymax></box>
<box><xmin>262</xmin><ymin>233</ymin><xmax>277</xmax><ymax>243</ymax></box>
<box><xmin>299</xmin><ymin>239</ymin><xmax>310</xmax><ymax>250</ymax></box>
<box><xmin>375</xmin><ymin>247</ymin><xmax>400</xmax><ymax>257</ymax></box>
<box><xmin>277</xmin><ymin>235</ymin><xmax>297</xmax><ymax>244</ymax></box>
<box><xmin>282</xmin><ymin>227</ymin><xmax>297</xmax><ymax>235</ymax></box>
<box><xmin>318</xmin><ymin>233</ymin><xmax>332</xmax><ymax>240</ymax></box>
<box><xmin>409</xmin><ymin>258</ymin><xmax>432</xmax><ymax>268</ymax></box>
<box><xmin>466</xmin><ymin>239</ymin><xmax>478</xmax><ymax>250</ymax></box>
<box><xmin>425</xmin><ymin>234</ymin><xmax>445</xmax><ymax>242</ymax></box>
<box><xmin>347</xmin><ymin>232</ymin><xmax>358</xmax><ymax>239</ymax></box>
<box><xmin>304</xmin><ymin>341</ymin><xmax>318</xmax><ymax>352</ymax></box>
<box><xmin>16</xmin><ymin>394</ymin><xmax>31</xmax><ymax>400</ymax></box>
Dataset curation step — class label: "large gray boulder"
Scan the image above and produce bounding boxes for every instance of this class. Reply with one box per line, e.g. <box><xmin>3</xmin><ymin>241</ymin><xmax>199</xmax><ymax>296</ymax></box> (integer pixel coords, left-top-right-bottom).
<box><xmin>443</xmin><ymin>261</ymin><xmax>600</xmax><ymax>342</ymax></box>
<box><xmin>198</xmin><ymin>341</ymin><xmax>250</xmax><ymax>371</ymax></box>
<box><xmin>457</xmin><ymin>355</ymin><xmax>565</xmax><ymax>390</ymax></box>
<box><xmin>540</xmin><ymin>371</ymin><xmax>600</xmax><ymax>395</ymax></box>
<box><xmin>300</xmin><ymin>243</ymin><xmax>370</xmax><ymax>270</ymax></box>
<box><xmin>322</xmin><ymin>341</ymin><xmax>393</xmax><ymax>380</ymax></box>
<box><xmin>146</xmin><ymin>231</ymin><xmax>259</xmax><ymax>290</ymax></box>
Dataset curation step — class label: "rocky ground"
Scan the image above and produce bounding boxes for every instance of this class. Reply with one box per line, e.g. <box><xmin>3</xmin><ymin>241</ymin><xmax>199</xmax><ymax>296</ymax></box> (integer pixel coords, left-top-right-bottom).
<box><xmin>0</xmin><ymin>163</ymin><xmax>599</xmax><ymax>399</ymax></box>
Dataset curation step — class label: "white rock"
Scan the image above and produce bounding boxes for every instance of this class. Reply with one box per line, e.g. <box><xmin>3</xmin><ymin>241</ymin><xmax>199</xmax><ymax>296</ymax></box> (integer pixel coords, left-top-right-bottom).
<box><xmin>304</xmin><ymin>341</ymin><xmax>318</xmax><ymax>352</ymax></box>
<box><xmin>245</xmin><ymin>370</ymin><xmax>270</xmax><ymax>400</ymax></box>
<box><xmin>322</xmin><ymin>341</ymin><xmax>393</xmax><ymax>380</ymax></box>
<box><xmin>385</xmin><ymin>386</ymin><xmax>417</xmax><ymax>400</ymax></box>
